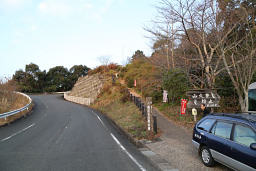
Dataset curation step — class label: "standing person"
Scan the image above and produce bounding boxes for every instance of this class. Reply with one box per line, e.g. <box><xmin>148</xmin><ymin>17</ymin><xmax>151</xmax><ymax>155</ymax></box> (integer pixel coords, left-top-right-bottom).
<box><xmin>201</xmin><ymin>103</ymin><xmax>210</xmax><ymax>117</ymax></box>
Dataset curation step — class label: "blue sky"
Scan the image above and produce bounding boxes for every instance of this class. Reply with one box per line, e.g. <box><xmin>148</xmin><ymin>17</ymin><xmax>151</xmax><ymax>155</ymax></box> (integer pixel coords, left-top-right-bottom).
<box><xmin>0</xmin><ymin>0</ymin><xmax>156</xmax><ymax>78</ymax></box>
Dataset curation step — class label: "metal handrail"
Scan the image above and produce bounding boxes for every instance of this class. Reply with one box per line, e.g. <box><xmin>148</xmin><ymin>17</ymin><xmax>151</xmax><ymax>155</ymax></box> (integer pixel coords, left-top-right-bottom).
<box><xmin>0</xmin><ymin>92</ymin><xmax>32</xmax><ymax>119</ymax></box>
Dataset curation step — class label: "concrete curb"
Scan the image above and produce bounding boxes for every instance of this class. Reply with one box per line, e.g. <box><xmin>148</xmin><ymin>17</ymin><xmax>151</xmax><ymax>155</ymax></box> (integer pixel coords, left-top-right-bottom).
<box><xmin>90</xmin><ymin>108</ymin><xmax>145</xmax><ymax>148</ymax></box>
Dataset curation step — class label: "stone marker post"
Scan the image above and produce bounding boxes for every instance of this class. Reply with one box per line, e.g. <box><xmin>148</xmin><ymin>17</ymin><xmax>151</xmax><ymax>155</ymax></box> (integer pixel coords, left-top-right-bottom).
<box><xmin>163</xmin><ymin>90</ymin><xmax>168</xmax><ymax>103</ymax></box>
<box><xmin>146</xmin><ymin>97</ymin><xmax>152</xmax><ymax>131</ymax></box>
<box><xmin>192</xmin><ymin>108</ymin><xmax>197</xmax><ymax>122</ymax></box>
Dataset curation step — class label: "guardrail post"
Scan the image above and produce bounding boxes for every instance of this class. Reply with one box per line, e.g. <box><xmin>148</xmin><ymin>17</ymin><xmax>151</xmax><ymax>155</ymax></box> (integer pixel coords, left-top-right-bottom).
<box><xmin>153</xmin><ymin>115</ymin><xmax>157</xmax><ymax>134</ymax></box>
<box><xmin>138</xmin><ymin>99</ymin><xmax>141</xmax><ymax>109</ymax></box>
<box><xmin>141</xmin><ymin>103</ymin><xmax>144</xmax><ymax>113</ymax></box>
<box><xmin>138</xmin><ymin>99</ymin><xmax>141</xmax><ymax>111</ymax></box>
<box><xmin>143</xmin><ymin>104</ymin><xmax>147</xmax><ymax>118</ymax></box>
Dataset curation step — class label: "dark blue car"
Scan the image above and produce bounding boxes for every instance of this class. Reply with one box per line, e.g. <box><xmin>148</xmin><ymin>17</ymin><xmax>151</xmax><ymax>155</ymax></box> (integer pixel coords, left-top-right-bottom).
<box><xmin>192</xmin><ymin>113</ymin><xmax>256</xmax><ymax>170</ymax></box>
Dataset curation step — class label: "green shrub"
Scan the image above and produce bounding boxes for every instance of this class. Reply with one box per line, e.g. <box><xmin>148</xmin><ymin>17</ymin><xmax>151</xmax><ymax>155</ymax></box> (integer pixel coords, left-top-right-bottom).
<box><xmin>163</xmin><ymin>69</ymin><xmax>189</xmax><ymax>104</ymax></box>
<box><xmin>123</xmin><ymin>57</ymin><xmax>162</xmax><ymax>101</ymax></box>
<box><xmin>126</xmin><ymin>77</ymin><xmax>134</xmax><ymax>88</ymax></box>
<box><xmin>215</xmin><ymin>72</ymin><xmax>236</xmax><ymax>97</ymax></box>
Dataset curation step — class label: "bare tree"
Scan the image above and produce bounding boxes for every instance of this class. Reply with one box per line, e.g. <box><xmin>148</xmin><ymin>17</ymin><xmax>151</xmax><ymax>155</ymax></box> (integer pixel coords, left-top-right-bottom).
<box><xmin>147</xmin><ymin>0</ymin><xmax>244</xmax><ymax>88</ymax></box>
<box><xmin>147</xmin><ymin>0</ymin><xmax>256</xmax><ymax>111</ymax></box>
<box><xmin>98</xmin><ymin>56</ymin><xmax>111</xmax><ymax>66</ymax></box>
<box><xmin>145</xmin><ymin>7</ymin><xmax>178</xmax><ymax>70</ymax></box>
<box><xmin>220</xmin><ymin>8</ymin><xmax>256</xmax><ymax>112</ymax></box>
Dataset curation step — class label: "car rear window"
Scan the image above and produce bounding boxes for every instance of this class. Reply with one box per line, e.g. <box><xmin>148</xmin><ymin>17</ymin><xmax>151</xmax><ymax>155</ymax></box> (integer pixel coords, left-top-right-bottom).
<box><xmin>233</xmin><ymin>124</ymin><xmax>256</xmax><ymax>147</ymax></box>
<box><xmin>197</xmin><ymin>119</ymin><xmax>215</xmax><ymax>132</ymax></box>
<box><xmin>211</xmin><ymin>121</ymin><xmax>233</xmax><ymax>139</ymax></box>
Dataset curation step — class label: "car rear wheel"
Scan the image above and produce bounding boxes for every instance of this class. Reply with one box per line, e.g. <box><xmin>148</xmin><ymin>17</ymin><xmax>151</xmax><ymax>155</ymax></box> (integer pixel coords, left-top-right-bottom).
<box><xmin>200</xmin><ymin>146</ymin><xmax>214</xmax><ymax>167</ymax></box>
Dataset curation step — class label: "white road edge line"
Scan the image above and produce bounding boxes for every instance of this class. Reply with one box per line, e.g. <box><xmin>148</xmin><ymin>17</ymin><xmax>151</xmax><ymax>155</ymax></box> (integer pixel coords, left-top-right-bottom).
<box><xmin>92</xmin><ymin>111</ymin><xmax>107</xmax><ymax>128</ymax></box>
<box><xmin>97</xmin><ymin>115</ymin><xmax>106</xmax><ymax>128</ymax></box>
<box><xmin>110</xmin><ymin>133</ymin><xmax>146</xmax><ymax>171</ymax></box>
<box><xmin>92</xmin><ymin>110</ymin><xmax>146</xmax><ymax>171</ymax></box>
<box><xmin>1</xmin><ymin>123</ymin><xmax>35</xmax><ymax>142</ymax></box>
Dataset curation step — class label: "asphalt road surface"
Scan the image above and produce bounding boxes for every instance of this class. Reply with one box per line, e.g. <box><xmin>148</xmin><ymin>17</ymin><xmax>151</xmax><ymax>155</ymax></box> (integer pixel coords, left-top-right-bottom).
<box><xmin>0</xmin><ymin>95</ymin><xmax>158</xmax><ymax>171</ymax></box>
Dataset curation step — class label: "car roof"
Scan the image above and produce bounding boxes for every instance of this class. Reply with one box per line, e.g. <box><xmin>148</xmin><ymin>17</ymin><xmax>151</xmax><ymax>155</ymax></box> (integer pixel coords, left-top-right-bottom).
<box><xmin>205</xmin><ymin>113</ymin><xmax>256</xmax><ymax>129</ymax></box>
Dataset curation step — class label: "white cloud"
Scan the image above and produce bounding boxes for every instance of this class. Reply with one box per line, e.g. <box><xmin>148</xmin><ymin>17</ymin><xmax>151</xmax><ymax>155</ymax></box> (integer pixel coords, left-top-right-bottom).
<box><xmin>83</xmin><ymin>2</ymin><xmax>93</xmax><ymax>9</ymax></box>
<box><xmin>14</xmin><ymin>30</ymin><xmax>24</xmax><ymax>37</ymax></box>
<box><xmin>37</xmin><ymin>0</ymin><xmax>96</xmax><ymax>17</ymax></box>
<box><xmin>0</xmin><ymin>0</ymin><xmax>30</xmax><ymax>11</ymax></box>
<box><xmin>38</xmin><ymin>1</ymin><xmax>72</xmax><ymax>16</ymax></box>
<box><xmin>38</xmin><ymin>2</ymin><xmax>47</xmax><ymax>11</ymax></box>
<box><xmin>2</xmin><ymin>0</ymin><xmax>25</xmax><ymax>6</ymax></box>
<box><xmin>37</xmin><ymin>0</ymin><xmax>122</xmax><ymax>21</ymax></box>
<box><xmin>31</xmin><ymin>25</ymin><xmax>37</xmax><ymax>31</ymax></box>
<box><xmin>91</xmin><ymin>0</ymin><xmax>123</xmax><ymax>23</ymax></box>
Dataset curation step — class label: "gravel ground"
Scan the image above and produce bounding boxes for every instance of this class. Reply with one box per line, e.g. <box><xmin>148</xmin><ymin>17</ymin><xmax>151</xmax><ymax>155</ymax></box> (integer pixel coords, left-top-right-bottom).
<box><xmin>146</xmin><ymin>110</ymin><xmax>232</xmax><ymax>171</ymax></box>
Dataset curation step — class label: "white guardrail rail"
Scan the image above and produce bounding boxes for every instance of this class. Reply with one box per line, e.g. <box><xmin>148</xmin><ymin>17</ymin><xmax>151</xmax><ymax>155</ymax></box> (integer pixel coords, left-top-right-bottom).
<box><xmin>0</xmin><ymin>92</ymin><xmax>32</xmax><ymax>120</ymax></box>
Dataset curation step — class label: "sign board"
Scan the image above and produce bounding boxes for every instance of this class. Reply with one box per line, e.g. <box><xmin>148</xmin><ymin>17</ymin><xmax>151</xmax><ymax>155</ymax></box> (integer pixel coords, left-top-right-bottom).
<box><xmin>187</xmin><ymin>90</ymin><xmax>220</xmax><ymax>108</ymax></box>
<box><xmin>180</xmin><ymin>99</ymin><xmax>188</xmax><ymax>115</ymax></box>
<box><xmin>163</xmin><ymin>90</ymin><xmax>168</xmax><ymax>103</ymax></box>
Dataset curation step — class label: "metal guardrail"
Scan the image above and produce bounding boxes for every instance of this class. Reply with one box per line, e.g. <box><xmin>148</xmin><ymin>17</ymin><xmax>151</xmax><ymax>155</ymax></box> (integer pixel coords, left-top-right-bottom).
<box><xmin>0</xmin><ymin>92</ymin><xmax>32</xmax><ymax>119</ymax></box>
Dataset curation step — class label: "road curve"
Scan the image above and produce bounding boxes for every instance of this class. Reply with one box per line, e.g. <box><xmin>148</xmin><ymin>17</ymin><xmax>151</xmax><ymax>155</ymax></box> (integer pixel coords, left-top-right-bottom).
<box><xmin>0</xmin><ymin>95</ymin><xmax>158</xmax><ymax>171</ymax></box>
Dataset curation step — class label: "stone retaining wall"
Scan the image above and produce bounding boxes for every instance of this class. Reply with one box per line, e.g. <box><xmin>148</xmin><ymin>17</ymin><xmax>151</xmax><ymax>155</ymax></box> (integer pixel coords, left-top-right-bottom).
<box><xmin>64</xmin><ymin>92</ymin><xmax>92</xmax><ymax>106</ymax></box>
<box><xmin>69</xmin><ymin>74</ymin><xmax>105</xmax><ymax>100</ymax></box>
<box><xmin>64</xmin><ymin>74</ymin><xmax>109</xmax><ymax>105</ymax></box>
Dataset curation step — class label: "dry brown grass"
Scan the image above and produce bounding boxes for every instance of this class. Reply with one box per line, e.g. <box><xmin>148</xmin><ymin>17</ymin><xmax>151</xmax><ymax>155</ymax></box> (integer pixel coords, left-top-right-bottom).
<box><xmin>91</xmin><ymin>81</ymin><xmax>158</xmax><ymax>140</ymax></box>
<box><xmin>0</xmin><ymin>104</ymin><xmax>32</xmax><ymax>126</ymax></box>
<box><xmin>0</xmin><ymin>79</ymin><xmax>31</xmax><ymax>125</ymax></box>
<box><xmin>0</xmin><ymin>79</ymin><xmax>29</xmax><ymax>113</ymax></box>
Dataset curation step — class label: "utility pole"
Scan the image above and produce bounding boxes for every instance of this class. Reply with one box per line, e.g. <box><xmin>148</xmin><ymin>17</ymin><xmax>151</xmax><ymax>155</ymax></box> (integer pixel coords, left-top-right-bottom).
<box><xmin>166</xmin><ymin>23</ymin><xmax>170</xmax><ymax>70</ymax></box>
<box><xmin>171</xmin><ymin>19</ymin><xmax>175</xmax><ymax>69</ymax></box>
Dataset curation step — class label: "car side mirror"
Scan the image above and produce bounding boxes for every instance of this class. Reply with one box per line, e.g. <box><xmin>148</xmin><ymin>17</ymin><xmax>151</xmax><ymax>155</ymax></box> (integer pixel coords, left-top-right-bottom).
<box><xmin>250</xmin><ymin>143</ymin><xmax>256</xmax><ymax>150</ymax></box>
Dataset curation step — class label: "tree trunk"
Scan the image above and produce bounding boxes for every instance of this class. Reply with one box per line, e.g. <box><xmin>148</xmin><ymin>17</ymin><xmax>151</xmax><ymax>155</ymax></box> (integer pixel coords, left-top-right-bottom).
<box><xmin>238</xmin><ymin>92</ymin><xmax>248</xmax><ymax>112</ymax></box>
<box><xmin>205</xmin><ymin>65</ymin><xmax>212</xmax><ymax>88</ymax></box>
<box><xmin>243</xmin><ymin>91</ymin><xmax>249</xmax><ymax>112</ymax></box>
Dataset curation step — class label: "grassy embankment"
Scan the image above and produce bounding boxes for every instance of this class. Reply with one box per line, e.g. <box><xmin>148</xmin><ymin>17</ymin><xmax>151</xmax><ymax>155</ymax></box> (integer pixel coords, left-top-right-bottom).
<box><xmin>0</xmin><ymin>80</ymin><xmax>31</xmax><ymax>125</ymax></box>
<box><xmin>91</xmin><ymin>80</ymin><xmax>157</xmax><ymax>140</ymax></box>
<box><xmin>0</xmin><ymin>92</ymin><xmax>29</xmax><ymax>113</ymax></box>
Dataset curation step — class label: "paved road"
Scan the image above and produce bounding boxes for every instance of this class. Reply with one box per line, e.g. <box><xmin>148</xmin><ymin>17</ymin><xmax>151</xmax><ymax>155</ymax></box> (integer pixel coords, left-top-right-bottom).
<box><xmin>0</xmin><ymin>95</ymin><xmax>158</xmax><ymax>171</ymax></box>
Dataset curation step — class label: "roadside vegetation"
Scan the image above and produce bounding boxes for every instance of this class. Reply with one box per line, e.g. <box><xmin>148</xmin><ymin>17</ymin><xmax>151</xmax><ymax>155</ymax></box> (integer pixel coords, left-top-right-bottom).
<box><xmin>119</xmin><ymin>49</ymin><xmax>255</xmax><ymax>129</ymax></box>
<box><xmin>0</xmin><ymin>78</ymin><xmax>32</xmax><ymax>126</ymax></box>
<box><xmin>13</xmin><ymin>63</ymin><xmax>90</xmax><ymax>93</ymax></box>
<box><xmin>0</xmin><ymin>79</ymin><xmax>29</xmax><ymax>114</ymax></box>
<box><xmin>91</xmin><ymin>71</ymin><xmax>157</xmax><ymax>140</ymax></box>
